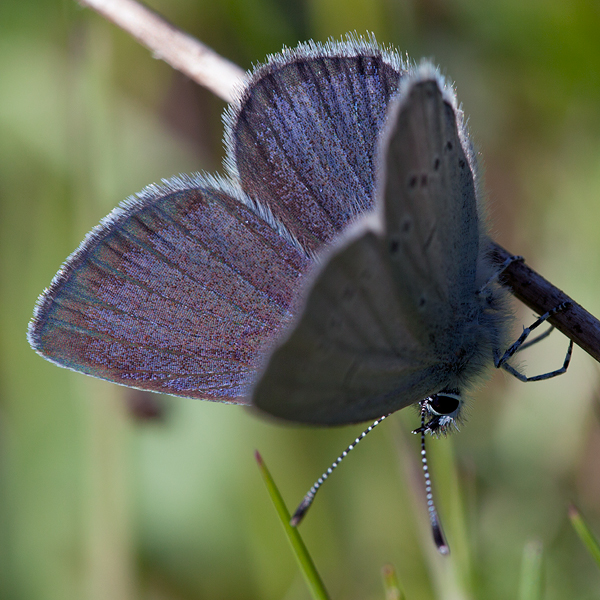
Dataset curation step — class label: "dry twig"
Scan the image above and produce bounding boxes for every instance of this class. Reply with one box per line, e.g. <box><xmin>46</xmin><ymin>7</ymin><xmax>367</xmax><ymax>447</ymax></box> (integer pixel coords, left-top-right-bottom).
<box><xmin>78</xmin><ymin>0</ymin><xmax>247</xmax><ymax>102</ymax></box>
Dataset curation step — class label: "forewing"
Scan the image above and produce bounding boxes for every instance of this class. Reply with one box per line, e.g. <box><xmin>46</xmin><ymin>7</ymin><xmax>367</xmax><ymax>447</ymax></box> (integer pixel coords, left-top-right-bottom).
<box><xmin>380</xmin><ymin>74</ymin><xmax>481</xmax><ymax>333</ymax></box>
<box><xmin>226</xmin><ymin>43</ymin><xmax>405</xmax><ymax>253</ymax></box>
<box><xmin>28</xmin><ymin>177</ymin><xmax>311</xmax><ymax>401</ymax></box>
<box><xmin>252</xmin><ymin>223</ymin><xmax>446</xmax><ymax>425</ymax></box>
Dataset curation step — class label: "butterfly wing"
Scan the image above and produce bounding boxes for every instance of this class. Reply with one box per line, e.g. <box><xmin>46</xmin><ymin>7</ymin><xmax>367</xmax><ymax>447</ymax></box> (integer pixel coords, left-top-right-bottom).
<box><xmin>381</xmin><ymin>73</ymin><xmax>481</xmax><ymax>330</ymax></box>
<box><xmin>28</xmin><ymin>177</ymin><xmax>311</xmax><ymax>401</ymax></box>
<box><xmin>226</xmin><ymin>41</ymin><xmax>405</xmax><ymax>254</ymax></box>
<box><xmin>252</xmin><ymin>71</ymin><xmax>484</xmax><ymax>424</ymax></box>
<box><xmin>29</xmin><ymin>40</ymin><xmax>407</xmax><ymax>404</ymax></box>
<box><xmin>251</xmin><ymin>222</ymin><xmax>449</xmax><ymax>424</ymax></box>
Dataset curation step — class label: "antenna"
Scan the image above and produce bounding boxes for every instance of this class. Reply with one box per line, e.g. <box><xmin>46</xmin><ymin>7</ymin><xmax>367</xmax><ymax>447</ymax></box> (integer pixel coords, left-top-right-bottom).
<box><xmin>416</xmin><ymin>408</ymin><xmax>450</xmax><ymax>555</ymax></box>
<box><xmin>290</xmin><ymin>414</ymin><xmax>390</xmax><ymax>526</ymax></box>
<box><xmin>290</xmin><ymin>408</ymin><xmax>451</xmax><ymax>556</ymax></box>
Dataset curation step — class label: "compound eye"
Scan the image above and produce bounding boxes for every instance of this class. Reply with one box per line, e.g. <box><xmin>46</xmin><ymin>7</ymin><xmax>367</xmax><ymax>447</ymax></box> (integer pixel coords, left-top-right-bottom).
<box><xmin>429</xmin><ymin>394</ymin><xmax>460</xmax><ymax>416</ymax></box>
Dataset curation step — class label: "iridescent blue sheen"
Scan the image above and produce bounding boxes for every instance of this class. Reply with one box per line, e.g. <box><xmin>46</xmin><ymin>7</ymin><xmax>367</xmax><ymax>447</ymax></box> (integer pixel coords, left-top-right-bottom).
<box><xmin>227</xmin><ymin>52</ymin><xmax>402</xmax><ymax>253</ymax></box>
<box><xmin>28</xmin><ymin>38</ymin><xmax>406</xmax><ymax>404</ymax></box>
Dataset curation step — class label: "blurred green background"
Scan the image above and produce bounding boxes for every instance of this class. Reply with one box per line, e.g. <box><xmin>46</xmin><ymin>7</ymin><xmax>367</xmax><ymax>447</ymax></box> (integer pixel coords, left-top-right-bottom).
<box><xmin>2</xmin><ymin>0</ymin><xmax>600</xmax><ymax>598</ymax></box>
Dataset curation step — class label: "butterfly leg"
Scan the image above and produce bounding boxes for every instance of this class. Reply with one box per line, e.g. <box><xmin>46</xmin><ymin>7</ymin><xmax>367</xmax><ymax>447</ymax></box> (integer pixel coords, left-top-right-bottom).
<box><xmin>478</xmin><ymin>254</ymin><xmax>523</xmax><ymax>295</ymax></box>
<box><xmin>494</xmin><ymin>301</ymin><xmax>573</xmax><ymax>382</ymax></box>
<box><xmin>514</xmin><ymin>324</ymin><xmax>555</xmax><ymax>353</ymax></box>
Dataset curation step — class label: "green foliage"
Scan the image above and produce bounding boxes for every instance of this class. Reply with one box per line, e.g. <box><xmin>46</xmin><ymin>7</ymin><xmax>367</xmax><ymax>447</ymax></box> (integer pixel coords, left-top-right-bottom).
<box><xmin>569</xmin><ymin>505</ymin><xmax>600</xmax><ymax>569</ymax></box>
<box><xmin>3</xmin><ymin>0</ymin><xmax>600</xmax><ymax>598</ymax></box>
<box><xmin>256</xmin><ymin>452</ymin><xmax>330</xmax><ymax>600</ymax></box>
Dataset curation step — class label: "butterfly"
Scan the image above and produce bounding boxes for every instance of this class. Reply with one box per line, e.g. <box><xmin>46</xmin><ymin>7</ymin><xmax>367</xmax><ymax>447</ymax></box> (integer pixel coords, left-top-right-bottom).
<box><xmin>29</xmin><ymin>35</ymin><xmax>572</xmax><ymax>443</ymax></box>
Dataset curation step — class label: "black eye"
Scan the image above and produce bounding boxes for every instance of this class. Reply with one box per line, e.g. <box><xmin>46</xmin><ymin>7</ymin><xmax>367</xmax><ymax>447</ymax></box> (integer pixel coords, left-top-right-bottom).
<box><xmin>430</xmin><ymin>394</ymin><xmax>460</xmax><ymax>415</ymax></box>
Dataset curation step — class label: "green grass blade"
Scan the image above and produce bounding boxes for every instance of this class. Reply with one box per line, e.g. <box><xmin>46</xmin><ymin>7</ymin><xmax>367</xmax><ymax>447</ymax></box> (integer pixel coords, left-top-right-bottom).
<box><xmin>518</xmin><ymin>540</ymin><xmax>543</xmax><ymax>600</ymax></box>
<box><xmin>381</xmin><ymin>564</ymin><xmax>406</xmax><ymax>600</ymax></box>
<box><xmin>255</xmin><ymin>451</ymin><xmax>331</xmax><ymax>600</ymax></box>
<box><xmin>569</xmin><ymin>504</ymin><xmax>600</xmax><ymax>568</ymax></box>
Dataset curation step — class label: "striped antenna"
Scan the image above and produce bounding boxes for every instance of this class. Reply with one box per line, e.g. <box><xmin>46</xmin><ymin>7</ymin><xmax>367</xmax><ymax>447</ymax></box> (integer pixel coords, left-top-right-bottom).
<box><xmin>290</xmin><ymin>414</ymin><xmax>390</xmax><ymax>526</ymax></box>
<box><xmin>417</xmin><ymin>409</ymin><xmax>450</xmax><ymax>555</ymax></box>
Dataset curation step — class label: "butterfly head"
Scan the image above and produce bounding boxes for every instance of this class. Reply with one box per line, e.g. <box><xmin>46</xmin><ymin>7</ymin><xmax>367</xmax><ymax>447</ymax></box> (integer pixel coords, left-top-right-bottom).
<box><xmin>413</xmin><ymin>390</ymin><xmax>463</xmax><ymax>436</ymax></box>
